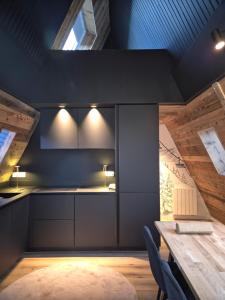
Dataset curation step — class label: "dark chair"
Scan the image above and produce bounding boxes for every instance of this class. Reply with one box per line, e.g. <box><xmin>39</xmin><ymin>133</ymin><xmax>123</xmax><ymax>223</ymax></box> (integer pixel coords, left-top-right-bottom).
<box><xmin>161</xmin><ymin>260</ymin><xmax>187</xmax><ymax>300</ymax></box>
<box><xmin>143</xmin><ymin>225</ymin><xmax>167</xmax><ymax>300</ymax></box>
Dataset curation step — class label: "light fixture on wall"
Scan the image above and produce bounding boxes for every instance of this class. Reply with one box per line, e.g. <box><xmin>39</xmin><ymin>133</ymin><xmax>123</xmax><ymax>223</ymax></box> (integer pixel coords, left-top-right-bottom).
<box><xmin>175</xmin><ymin>158</ymin><xmax>186</xmax><ymax>169</ymax></box>
<box><xmin>160</xmin><ymin>141</ymin><xmax>186</xmax><ymax>169</ymax></box>
<box><xmin>12</xmin><ymin>165</ymin><xmax>26</xmax><ymax>190</ymax></box>
<box><xmin>211</xmin><ymin>28</ymin><xmax>225</xmax><ymax>50</ymax></box>
<box><xmin>103</xmin><ymin>164</ymin><xmax>115</xmax><ymax>188</ymax></box>
<box><xmin>58</xmin><ymin>104</ymin><xmax>66</xmax><ymax>109</ymax></box>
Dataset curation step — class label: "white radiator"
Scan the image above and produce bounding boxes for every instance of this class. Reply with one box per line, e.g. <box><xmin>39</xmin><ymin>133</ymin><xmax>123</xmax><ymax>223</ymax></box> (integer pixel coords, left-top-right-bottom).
<box><xmin>173</xmin><ymin>188</ymin><xmax>198</xmax><ymax>215</ymax></box>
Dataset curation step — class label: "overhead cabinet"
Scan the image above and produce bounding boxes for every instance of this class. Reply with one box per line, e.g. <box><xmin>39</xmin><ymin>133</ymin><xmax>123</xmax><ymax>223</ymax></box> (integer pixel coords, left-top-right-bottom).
<box><xmin>40</xmin><ymin>108</ymin><xmax>115</xmax><ymax>149</ymax></box>
<box><xmin>40</xmin><ymin>109</ymin><xmax>78</xmax><ymax>149</ymax></box>
<box><xmin>78</xmin><ymin>108</ymin><xmax>115</xmax><ymax>149</ymax></box>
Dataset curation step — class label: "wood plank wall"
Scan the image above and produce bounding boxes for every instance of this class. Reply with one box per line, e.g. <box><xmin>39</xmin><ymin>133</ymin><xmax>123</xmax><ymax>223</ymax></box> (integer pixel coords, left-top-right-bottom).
<box><xmin>0</xmin><ymin>90</ymin><xmax>39</xmax><ymax>183</ymax></box>
<box><xmin>160</xmin><ymin>78</ymin><xmax>225</xmax><ymax>224</ymax></box>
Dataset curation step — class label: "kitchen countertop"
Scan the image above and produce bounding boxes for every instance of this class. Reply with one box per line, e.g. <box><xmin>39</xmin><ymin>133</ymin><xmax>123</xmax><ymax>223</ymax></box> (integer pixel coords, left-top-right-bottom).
<box><xmin>33</xmin><ymin>187</ymin><xmax>116</xmax><ymax>193</ymax></box>
<box><xmin>0</xmin><ymin>186</ymin><xmax>116</xmax><ymax>209</ymax></box>
<box><xmin>0</xmin><ymin>187</ymin><xmax>33</xmax><ymax>209</ymax></box>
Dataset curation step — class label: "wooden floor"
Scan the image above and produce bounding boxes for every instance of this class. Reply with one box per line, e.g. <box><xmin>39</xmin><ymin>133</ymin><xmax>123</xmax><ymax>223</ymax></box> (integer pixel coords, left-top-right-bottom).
<box><xmin>0</xmin><ymin>246</ymin><xmax>169</xmax><ymax>300</ymax></box>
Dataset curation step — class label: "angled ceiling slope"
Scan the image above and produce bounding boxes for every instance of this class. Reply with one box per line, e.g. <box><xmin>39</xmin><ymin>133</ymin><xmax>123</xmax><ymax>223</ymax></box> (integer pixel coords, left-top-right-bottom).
<box><xmin>0</xmin><ymin>90</ymin><xmax>39</xmax><ymax>184</ymax></box>
<box><xmin>108</xmin><ymin>0</ymin><xmax>224</xmax><ymax>59</ymax></box>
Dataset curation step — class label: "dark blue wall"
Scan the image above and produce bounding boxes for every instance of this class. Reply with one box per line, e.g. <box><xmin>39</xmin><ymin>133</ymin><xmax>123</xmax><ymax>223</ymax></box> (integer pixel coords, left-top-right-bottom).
<box><xmin>39</xmin><ymin>50</ymin><xmax>183</xmax><ymax>105</ymax></box>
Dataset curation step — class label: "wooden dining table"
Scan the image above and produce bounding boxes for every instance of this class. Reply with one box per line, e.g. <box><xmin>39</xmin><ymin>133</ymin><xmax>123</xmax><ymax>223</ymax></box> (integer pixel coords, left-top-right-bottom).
<box><xmin>155</xmin><ymin>220</ymin><xmax>225</xmax><ymax>300</ymax></box>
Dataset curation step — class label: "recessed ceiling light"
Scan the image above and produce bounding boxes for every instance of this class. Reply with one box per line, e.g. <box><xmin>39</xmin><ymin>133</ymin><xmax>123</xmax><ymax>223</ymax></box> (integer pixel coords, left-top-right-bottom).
<box><xmin>59</xmin><ymin>104</ymin><xmax>66</xmax><ymax>109</ymax></box>
<box><xmin>211</xmin><ymin>28</ymin><xmax>225</xmax><ymax>50</ymax></box>
<box><xmin>215</xmin><ymin>40</ymin><xmax>225</xmax><ymax>50</ymax></box>
<box><xmin>91</xmin><ymin>104</ymin><xmax>97</xmax><ymax>108</ymax></box>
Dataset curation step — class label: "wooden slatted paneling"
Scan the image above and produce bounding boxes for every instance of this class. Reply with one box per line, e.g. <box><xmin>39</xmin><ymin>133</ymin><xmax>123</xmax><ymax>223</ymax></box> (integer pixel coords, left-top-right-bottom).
<box><xmin>0</xmin><ymin>90</ymin><xmax>39</xmax><ymax>183</ymax></box>
<box><xmin>160</xmin><ymin>78</ymin><xmax>225</xmax><ymax>224</ymax></box>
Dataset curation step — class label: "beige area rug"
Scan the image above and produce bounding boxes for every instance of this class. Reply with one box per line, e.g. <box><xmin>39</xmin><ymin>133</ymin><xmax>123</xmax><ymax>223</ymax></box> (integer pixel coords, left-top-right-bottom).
<box><xmin>0</xmin><ymin>262</ymin><xmax>138</xmax><ymax>300</ymax></box>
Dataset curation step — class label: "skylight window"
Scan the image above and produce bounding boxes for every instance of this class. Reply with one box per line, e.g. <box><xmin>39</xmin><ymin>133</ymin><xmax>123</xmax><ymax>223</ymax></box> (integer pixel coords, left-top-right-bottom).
<box><xmin>63</xmin><ymin>29</ymin><xmax>78</xmax><ymax>50</ymax></box>
<box><xmin>198</xmin><ymin>127</ymin><xmax>225</xmax><ymax>176</ymax></box>
<box><xmin>55</xmin><ymin>0</ymin><xmax>97</xmax><ymax>51</ymax></box>
<box><xmin>63</xmin><ymin>11</ymin><xmax>86</xmax><ymax>50</ymax></box>
<box><xmin>0</xmin><ymin>129</ymin><xmax>16</xmax><ymax>164</ymax></box>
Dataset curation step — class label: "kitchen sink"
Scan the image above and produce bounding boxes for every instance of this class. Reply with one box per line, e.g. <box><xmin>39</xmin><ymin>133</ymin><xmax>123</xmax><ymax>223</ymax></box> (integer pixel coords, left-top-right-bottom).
<box><xmin>0</xmin><ymin>193</ymin><xmax>20</xmax><ymax>199</ymax></box>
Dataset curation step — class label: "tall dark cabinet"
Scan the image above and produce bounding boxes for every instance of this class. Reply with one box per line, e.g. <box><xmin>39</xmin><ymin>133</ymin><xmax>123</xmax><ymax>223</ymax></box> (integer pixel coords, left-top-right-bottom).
<box><xmin>117</xmin><ymin>104</ymin><xmax>159</xmax><ymax>248</ymax></box>
<box><xmin>0</xmin><ymin>197</ymin><xmax>29</xmax><ymax>277</ymax></box>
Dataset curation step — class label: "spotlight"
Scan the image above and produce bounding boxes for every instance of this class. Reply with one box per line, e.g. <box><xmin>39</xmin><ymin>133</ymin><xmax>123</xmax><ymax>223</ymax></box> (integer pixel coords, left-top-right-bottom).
<box><xmin>90</xmin><ymin>104</ymin><xmax>97</xmax><ymax>109</ymax></box>
<box><xmin>59</xmin><ymin>104</ymin><xmax>66</xmax><ymax>109</ymax></box>
<box><xmin>211</xmin><ymin>28</ymin><xmax>225</xmax><ymax>50</ymax></box>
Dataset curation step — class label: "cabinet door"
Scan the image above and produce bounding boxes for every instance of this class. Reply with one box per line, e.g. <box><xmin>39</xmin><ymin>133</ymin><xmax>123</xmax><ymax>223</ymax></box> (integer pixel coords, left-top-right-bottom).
<box><xmin>11</xmin><ymin>197</ymin><xmax>29</xmax><ymax>261</ymax></box>
<box><xmin>75</xmin><ymin>194</ymin><xmax>117</xmax><ymax>248</ymax></box>
<box><xmin>78</xmin><ymin>108</ymin><xmax>115</xmax><ymax>149</ymax></box>
<box><xmin>118</xmin><ymin>105</ymin><xmax>159</xmax><ymax>193</ymax></box>
<box><xmin>119</xmin><ymin>193</ymin><xmax>159</xmax><ymax>248</ymax></box>
<box><xmin>40</xmin><ymin>108</ymin><xmax>78</xmax><ymax>149</ymax></box>
<box><xmin>29</xmin><ymin>220</ymin><xmax>74</xmax><ymax>250</ymax></box>
<box><xmin>0</xmin><ymin>206</ymin><xmax>13</xmax><ymax>277</ymax></box>
<box><xmin>30</xmin><ymin>194</ymin><xmax>74</xmax><ymax>220</ymax></box>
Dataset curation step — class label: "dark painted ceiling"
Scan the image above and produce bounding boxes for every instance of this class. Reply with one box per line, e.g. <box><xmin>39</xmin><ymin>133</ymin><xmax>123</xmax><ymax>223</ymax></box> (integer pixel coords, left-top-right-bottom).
<box><xmin>0</xmin><ymin>0</ymin><xmax>73</xmax><ymax>62</ymax></box>
<box><xmin>0</xmin><ymin>0</ymin><xmax>225</xmax><ymax>102</ymax></box>
<box><xmin>107</xmin><ymin>0</ymin><xmax>224</xmax><ymax>59</ymax></box>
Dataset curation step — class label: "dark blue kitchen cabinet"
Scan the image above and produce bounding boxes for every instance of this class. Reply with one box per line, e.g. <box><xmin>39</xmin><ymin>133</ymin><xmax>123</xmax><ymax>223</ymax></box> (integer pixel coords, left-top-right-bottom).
<box><xmin>0</xmin><ymin>196</ymin><xmax>29</xmax><ymax>277</ymax></box>
<box><xmin>30</xmin><ymin>194</ymin><xmax>74</xmax><ymax>219</ymax></box>
<box><xmin>75</xmin><ymin>194</ymin><xmax>117</xmax><ymax>248</ymax></box>
<box><xmin>28</xmin><ymin>193</ymin><xmax>117</xmax><ymax>250</ymax></box>
<box><xmin>0</xmin><ymin>206</ymin><xmax>13</xmax><ymax>277</ymax></box>
<box><xmin>119</xmin><ymin>193</ymin><xmax>159</xmax><ymax>248</ymax></box>
<box><xmin>29</xmin><ymin>194</ymin><xmax>74</xmax><ymax>250</ymax></box>
<box><xmin>40</xmin><ymin>108</ymin><xmax>115</xmax><ymax>149</ymax></box>
<box><xmin>118</xmin><ymin>105</ymin><xmax>159</xmax><ymax>193</ymax></box>
<box><xmin>11</xmin><ymin>197</ymin><xmax>29</xmax><ymax>262</ymax></box>
<box><xmin>40</xmin><ymin>108</ymin><xmax>79</xmax><ymax>149</ymax></box>
<box><xmin>30</xmin><ymin>220</ymin><xmax>74</xmax><ymax>250</ymax></box>
<box><xmin>78</xmin><ymin>108</ymin><xmax>115</xmax><ymax>149</ymax></box>
<box><xmin>117</xmin><ymin>105</ymin><xmax>159</xmax><ymax>248</ymax></box>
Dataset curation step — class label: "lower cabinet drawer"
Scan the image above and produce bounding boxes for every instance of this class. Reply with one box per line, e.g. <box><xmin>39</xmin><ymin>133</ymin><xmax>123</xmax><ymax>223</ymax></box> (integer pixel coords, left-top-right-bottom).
<box><xmin>29</xmin><ymin>220</ymin><xmax>74</xmax><ymax>250</ymax></box>
<box><xmin>75</xmin><ymin>194</ymin><xmax>117</xmax><ymax>248</ymax></box>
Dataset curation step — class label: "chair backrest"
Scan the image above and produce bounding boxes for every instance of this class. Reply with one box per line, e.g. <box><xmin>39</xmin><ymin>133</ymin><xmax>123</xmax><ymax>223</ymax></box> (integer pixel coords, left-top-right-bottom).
<box><xmin>161</xmin><ymin>260</ymin><xmax>187</xmax><ymax>300</ymax></box>
<box><xmin>143</xmin><ymin>226</ymin><xmax>166</xmax><ymax>293</ymax></box>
